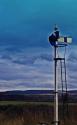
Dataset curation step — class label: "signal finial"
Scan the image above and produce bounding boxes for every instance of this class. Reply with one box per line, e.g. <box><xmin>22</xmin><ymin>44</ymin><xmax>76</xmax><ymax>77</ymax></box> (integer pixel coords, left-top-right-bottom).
<box><xmin>54</xmin><ymin>24</ymin><xmax>59</xmax><ymax>31</ymax></box>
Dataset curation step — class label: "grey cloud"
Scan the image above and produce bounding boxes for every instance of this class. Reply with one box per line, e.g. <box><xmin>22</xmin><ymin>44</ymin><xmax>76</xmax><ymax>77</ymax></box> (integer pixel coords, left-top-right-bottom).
<box><xmin>0</xmin><ymin>44</ymin><xmax>53</xmax><ymax>63</ymax></box>
<box><xmin>67</xmin><ymin>52</ymin><xmax>77</xmax><ymax>62</ymax></box>
<box><xmin>68</xmin><ymin>75</ymin><xmax>77</xmax><ymax>80</ymax></box>
<box><xmin>13</xmin><ymin>56</ymin><xmax>37</xmax><ymax>65</ymax></box>
<box><xmin>0</xmin><ymin>52</ymin><xmax>52</xmax><ymax>65</ymax></box>
<box><xmin>67</xmin><ymin>62</ymin><xmax>77</xmax><ymax>72</ymax></box>
<box><xmin>39</xmin><ymin>54</ymin><xmax>52</xmax><ymax>62</ymax></box>
<box><xmin>1</xmin><ymin>55</ymin><xmax>12</xmax><ymax>60</ymax></box>
<box><xmin>0</xmin><ymin>45</ymin><xmax>77</xmax><ymax>90</ymax></box>
<box><xmin>12</xmin><ymin>54</ymin><xmax>52</xmax><ymax>65</ymax></box>
<box><xmin>0</xmin><ymin>52</ymin><xmax>53</xmax><ymax>91</ymax></box>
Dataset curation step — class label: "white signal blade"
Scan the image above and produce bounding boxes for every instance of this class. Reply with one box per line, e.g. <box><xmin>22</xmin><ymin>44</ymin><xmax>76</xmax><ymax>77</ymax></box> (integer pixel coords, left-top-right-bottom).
<box><xmin>58</xmin><ymin>37</ymin><xmax>72</xmax><ymax>43</ymax></box>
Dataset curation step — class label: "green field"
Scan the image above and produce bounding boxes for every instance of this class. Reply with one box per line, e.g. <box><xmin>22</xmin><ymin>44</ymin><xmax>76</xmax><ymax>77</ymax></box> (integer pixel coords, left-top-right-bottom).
<box><xmin>0</xmin><ymin>101</ymin><xmax>52</xmax><ymax>106</ymax></box>
<box><xmin>0</xmin><ymin>101</ymin><xmax>77</xmax><ymax>125</ymax></box>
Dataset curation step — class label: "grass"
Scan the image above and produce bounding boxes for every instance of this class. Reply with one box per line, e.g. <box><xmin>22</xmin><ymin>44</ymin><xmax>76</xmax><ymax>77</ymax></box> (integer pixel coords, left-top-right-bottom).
<box><xmin>0</xmin><ymin>101</ymin><xmax>53</xmax><ymax>106</ymax></box>
<box><xmin>0</xmin><ymin>101</ymin><xmax>77</xmax><ymax>125</ymax></box>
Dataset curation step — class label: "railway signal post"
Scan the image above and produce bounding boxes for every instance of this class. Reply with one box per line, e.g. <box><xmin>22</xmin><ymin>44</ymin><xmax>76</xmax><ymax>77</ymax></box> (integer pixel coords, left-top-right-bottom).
<box><xmin>48</xmin><ymin>25</ymin><xmax>72</xmax><ymax>125</ymax></box>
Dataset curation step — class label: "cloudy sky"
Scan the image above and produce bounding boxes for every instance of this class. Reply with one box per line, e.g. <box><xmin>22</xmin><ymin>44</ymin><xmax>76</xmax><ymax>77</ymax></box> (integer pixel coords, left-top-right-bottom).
<box><xmin>0</xmin><ymin>0</ymin><xmax>77</xmax><ymax>91</ymax></box>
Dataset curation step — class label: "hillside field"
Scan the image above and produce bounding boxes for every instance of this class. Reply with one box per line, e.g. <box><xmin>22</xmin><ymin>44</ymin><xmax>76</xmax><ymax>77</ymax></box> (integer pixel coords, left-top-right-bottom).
<box><xmin>0</xmin><ymin>101</ymin><xmax>77</xmax><ymax>125</ymax></box>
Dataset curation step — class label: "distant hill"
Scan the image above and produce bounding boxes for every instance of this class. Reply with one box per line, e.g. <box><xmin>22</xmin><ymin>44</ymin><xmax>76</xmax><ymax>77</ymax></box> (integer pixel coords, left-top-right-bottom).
<box><xmin>0</xmin><ymin>90</ymin><xmax>54</xmax><ymax>102</ymax></box>
<box><xmin>0</xmin><ymin>90</ymin><xmax>54</xmax><ymax>95</ymax></box>
<box><xmin>0</xmin><ymin>90</ymin><xmax>77</xmax><ymax>102</ymax></box>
